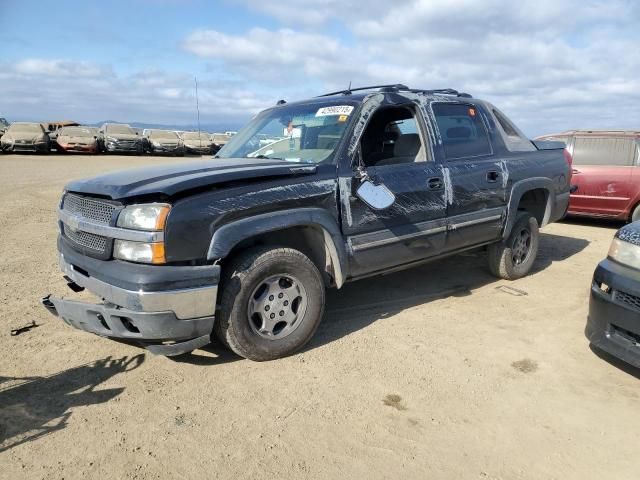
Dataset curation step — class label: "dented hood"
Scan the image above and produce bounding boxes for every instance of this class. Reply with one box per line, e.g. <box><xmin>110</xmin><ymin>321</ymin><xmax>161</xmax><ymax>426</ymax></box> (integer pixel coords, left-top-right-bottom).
<box><xmin>64</xmin><ymin>158</ymin><xmax>317</xmax><ymax>200</ymax></box>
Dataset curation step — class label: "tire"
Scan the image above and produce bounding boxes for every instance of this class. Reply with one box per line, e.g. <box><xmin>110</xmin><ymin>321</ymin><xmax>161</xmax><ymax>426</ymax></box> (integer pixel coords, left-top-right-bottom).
<box><xmin>488</xmin><ymin>212</ymin><xmax>539</xmax><ymax>280</ymax></box>
<box><xmin>631</xmin><ymin>204</ymin><xmax>640</xmax><ymax>223</ymax></box>
<box><xmin>215</xmin><ymin>247</ymin><xmax>326</xmax><ymax>361</ymax></box>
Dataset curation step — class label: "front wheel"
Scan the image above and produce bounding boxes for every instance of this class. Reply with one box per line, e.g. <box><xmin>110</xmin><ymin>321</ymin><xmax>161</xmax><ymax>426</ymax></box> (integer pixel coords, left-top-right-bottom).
<box><xmin>215</xmin><ymin>247</ymin><xmax>325</xmax><ymax>361</ymax></box>
<box><xmin>488</xmin><ymin>212</ymin><xmax>539</xmax><ymax>280</ymax></box>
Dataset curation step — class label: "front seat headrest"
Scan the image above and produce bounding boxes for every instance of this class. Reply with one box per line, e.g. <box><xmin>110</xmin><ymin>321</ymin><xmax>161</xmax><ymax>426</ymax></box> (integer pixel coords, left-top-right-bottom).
<box><xmin>394</xmin><ymin>133</ymin><xmax>421</xmax><ymax>157</ymax></box>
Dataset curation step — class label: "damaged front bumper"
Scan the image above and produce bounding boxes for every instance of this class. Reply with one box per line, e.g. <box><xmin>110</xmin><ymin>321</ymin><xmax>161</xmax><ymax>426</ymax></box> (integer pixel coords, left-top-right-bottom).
<box><xmin>42</xmin><ymin>241</ymin><xmax>219</xmax><ymax>356</ymax></box>
<box><xmin>587</xmin><ymin>259</ymin><xmax>640</xmax><ymax>369</ymax></box>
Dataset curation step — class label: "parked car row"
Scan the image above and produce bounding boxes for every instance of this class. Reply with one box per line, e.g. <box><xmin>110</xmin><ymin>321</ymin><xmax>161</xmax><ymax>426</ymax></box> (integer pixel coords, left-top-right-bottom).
<box><xmin>0</xmin><ymin>120</ymin><xmax>233</xmax><ymax>155</ymax></box>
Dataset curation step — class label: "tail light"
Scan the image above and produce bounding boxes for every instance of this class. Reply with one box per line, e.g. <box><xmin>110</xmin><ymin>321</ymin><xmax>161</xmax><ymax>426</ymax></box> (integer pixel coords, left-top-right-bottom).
<box><xmin>564</xmin><ymin>148</ymin><xmax>573</xmax><ymax>181</ymax></box>
<box><xmin>563</xmin><ymin>148</ymin><xmax>573</xmax><ymax>167</ymax></box>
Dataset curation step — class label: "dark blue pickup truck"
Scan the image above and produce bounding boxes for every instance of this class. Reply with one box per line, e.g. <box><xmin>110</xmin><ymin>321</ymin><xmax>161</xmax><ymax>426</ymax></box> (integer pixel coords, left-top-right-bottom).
<box><xmin>43</xmin><ymin>84</ymin><xmax>571</xmax><ymax>360</ymax></box>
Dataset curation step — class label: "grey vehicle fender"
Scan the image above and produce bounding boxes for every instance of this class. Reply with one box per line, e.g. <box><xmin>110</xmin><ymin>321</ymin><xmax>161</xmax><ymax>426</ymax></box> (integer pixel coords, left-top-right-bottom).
<box><xmin>503</xmin><ymin>177</ymin><xmax>555</xmax><ymax>239</ymax></box>
<box><xmin>207</xmin><ymin>207</ymin><xmax>348</xmax><ymax>288</ymax></box>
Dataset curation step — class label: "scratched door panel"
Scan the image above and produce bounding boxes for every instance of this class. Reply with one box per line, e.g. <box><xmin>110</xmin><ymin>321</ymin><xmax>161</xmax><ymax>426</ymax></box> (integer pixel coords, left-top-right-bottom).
<box><xmin>342</xmin><ymin>162</ymin><xmax>447</xmax><ymax>277</ymax></box>
<box><xmin>570</xmin><ymin>165</ymin><xmax>632</xmax><ymax>217</ymax></box>
<box><xmin>443</xmin><ymin>158</ymin><xmax>508</xmax><ymax>250</ymax></box>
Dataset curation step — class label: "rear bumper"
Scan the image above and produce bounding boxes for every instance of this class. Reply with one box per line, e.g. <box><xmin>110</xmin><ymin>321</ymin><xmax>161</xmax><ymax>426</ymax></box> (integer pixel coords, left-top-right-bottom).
<box><xmin>184</xmin><ymin>145</ymin><xmax>211</xmax><ymax>154</ymax></box>
<box><xmin>586</xmin><ymin>259</ymin><xmax>640</xmax><ymax>369</ymax></box>
<box><xmin>549</xmin><ymin>191</ymin><xmax>571</xmax><ymax>223</ymax></box>
<box><xmin>43</xmin><ymin>241</ymin><xmax>220</xmax><ymax>356</ymax></box>
<box><xmin>150</xmin><ymin>145</ymin><xmax>184</xmax><ymax>154</ymax></box>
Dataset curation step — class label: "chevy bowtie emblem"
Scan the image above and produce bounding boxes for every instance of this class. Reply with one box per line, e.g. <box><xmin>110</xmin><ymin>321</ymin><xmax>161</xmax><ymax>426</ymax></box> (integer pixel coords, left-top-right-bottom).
<box><xmin>66</xmin><ymin>214</ymin><xmax>81</xmax><ymax>230</ymax></box>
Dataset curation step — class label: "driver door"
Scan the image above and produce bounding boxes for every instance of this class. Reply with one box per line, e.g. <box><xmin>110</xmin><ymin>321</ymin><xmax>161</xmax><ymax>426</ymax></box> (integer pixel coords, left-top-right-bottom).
<box><xmin>339</xmin><ymin>100</ymin><xmax>447</xmax><ymax>278</ymax></box>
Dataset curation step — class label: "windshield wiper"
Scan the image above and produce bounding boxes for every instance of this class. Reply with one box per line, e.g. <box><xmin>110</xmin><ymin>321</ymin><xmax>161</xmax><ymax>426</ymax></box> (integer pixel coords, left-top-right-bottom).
<box><xmin>249</xmin><ymin>155</ymin><xmax>284</xmax><ymax>160</ymax></box>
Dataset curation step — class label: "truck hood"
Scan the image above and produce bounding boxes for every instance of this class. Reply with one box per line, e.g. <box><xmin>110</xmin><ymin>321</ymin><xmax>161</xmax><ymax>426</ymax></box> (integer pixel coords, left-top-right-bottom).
<box><xmin>65</xmin><ymin>158</ymin><xmax>318</xmax><ymax>200</ymax></box>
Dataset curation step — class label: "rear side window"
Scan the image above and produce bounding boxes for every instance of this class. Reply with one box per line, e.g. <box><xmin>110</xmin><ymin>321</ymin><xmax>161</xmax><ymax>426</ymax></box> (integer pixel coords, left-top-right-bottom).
<box><xmin>490</xmin><ymin>106</ymin><xmax>536</xmax><ymax>152</ymax></box>
<box><xmin>432</xmin><ymin>103</ymin><xmax>491</xmax><ymax>159</ymax></box>
<box><xmin>573</xmin><ymin>137</ymin><xmax>637</xmax><ymax>166</ymax></box>
<box><xmin>493</xmin><ymin>109</ymin><xmax>519</xmax><ymax>137</ymax></box>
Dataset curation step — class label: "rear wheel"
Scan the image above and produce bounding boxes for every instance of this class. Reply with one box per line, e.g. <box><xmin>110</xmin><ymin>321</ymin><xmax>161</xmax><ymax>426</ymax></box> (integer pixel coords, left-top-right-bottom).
<box><xmin>488</xmin><ymin>212</ymin><xmax>539</xmax><ymax>280</ymax></box>
<box><xmin>630</xmin><ymin>204</ymin><xmax>640</xmax><ymax>223</ymax></box>
<box><xmin>215</xmin><ymin>247</ymin><xmax>325</xmax><ymax>361</ymax></box>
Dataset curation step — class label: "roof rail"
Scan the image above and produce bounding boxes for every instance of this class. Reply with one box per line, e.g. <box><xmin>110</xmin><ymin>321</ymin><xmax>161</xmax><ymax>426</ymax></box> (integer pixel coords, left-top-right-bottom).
<box><xmin>317</xmin><ymin>84</ymin><xmax>472</xmax><ymax>98</ymax></box>
<box><xmin>404</xmin><ymin>88</ymin><xmax>472</xmax><ymax>98</ymax></box>
<box><xmin>317</xmin><ymin>84</ymin><xmax>409</xmax><ymax>97</ymax></box>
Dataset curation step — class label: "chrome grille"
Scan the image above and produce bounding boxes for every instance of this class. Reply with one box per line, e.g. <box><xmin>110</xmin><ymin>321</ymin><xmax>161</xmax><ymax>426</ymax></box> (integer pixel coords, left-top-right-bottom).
<box><xmin>63</xmin><ymin>193</ymin><xmax>117</xmax><ymax>225</ymax></box>
<box><xmin>614</xmin><ymin>290</ymin><xmax>640</xmax><ymax>312</ymax></box>
<box><xmin>63</xmin><ymin>224</ymin><xmax>107</xmax><ymax>253</ymax></box>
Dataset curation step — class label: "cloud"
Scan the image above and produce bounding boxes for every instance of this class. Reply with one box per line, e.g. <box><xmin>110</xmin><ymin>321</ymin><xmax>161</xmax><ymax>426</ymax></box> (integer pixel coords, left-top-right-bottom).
<box><xmin>184</xmin><ymin>0</ymin><xmax>640</xmax><ymax>135</ymax></box>
<box><xmin>0</xmin><ymin>60</ymin><xmax>270</xmax><ymax>126</ymax></box>
<box><xmin>13</xmin><ymin>59</ymin><xmax>112</xmax><ymax>78</ymax></box>
<box><xmin>234</xmin><ymin>0</ymin><xmax>407</xmax><ymax>26</ymax></box>
<box><xmin>3</xmin><ymin>0</ymin><xmax>640</xmax><ymax>135</ymax></box>
<box><xmin>183</xmin><ymin>28</ymin><xmax>345</xmax><ymax>81</ymax></box>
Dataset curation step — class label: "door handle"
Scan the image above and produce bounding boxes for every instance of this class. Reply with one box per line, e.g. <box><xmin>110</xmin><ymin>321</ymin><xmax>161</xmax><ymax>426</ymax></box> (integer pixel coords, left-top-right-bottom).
<box><xmin>572</xmin><ymin>168</ymin><xmax>581</xmax><ymax>175</ymax></box>
<box><xmin>486</xmin><ymin>170</ymin><xmax>500</xmax><ymax>183</ymax></box>
<box><xmin>428</xmin><ymin>177</ymin><xmax>443</xmax><ymax>190</ymax></box>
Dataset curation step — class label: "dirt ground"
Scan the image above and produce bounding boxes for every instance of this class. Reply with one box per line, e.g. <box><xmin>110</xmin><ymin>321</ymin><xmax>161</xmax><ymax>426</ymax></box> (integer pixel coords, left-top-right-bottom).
<box><xmin>1</xmin><ymin>154</ymin><xmax>639</xmax><ymax>480</ymax></box>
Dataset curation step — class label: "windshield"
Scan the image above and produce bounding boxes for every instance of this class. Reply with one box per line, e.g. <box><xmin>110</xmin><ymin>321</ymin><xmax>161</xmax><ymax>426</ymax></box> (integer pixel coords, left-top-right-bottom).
<box><xmin>9</xmin><ymin>123</ymin><xmax>42</xmax><ymax>134</ymax></box>
<box><xmin>149</xmin><ymin>130</ymin><xmax>179</xmax><ymax>140</ymax></box>
<box><xmin>106</xmin><ymin>124</ymin><xmax>135</xmax><ymax>135</ymax></box>
<box><xmin>59</xmin><ymin>127</ymin><xmax>93</xmax><ymax>137</ymax></box>
<box><xmin>216</xmin><ymin>102</ymin><xmax>356</xmax><ymax>164</ymax></box>
<box><xmin>183</xmin><ymin>132</ymin><xmax>210</xmax><ymax>142</ymax></box>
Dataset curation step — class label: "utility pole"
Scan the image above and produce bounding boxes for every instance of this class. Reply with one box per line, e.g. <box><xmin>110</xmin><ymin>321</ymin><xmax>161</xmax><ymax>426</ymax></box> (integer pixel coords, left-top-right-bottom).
<box><xmin>194</xmin><ymin>76</ymin><xmax>202</xmax><ymax>143</ymax></box>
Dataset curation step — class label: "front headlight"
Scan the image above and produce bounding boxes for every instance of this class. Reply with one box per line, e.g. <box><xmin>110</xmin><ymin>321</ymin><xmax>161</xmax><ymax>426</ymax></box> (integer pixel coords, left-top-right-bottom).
<box><xmin>114</xmin><ymin>240</ymin><xmax>165</xmax><ymax>264</ymax></box>
<box><xmin>117</xmin><ymin>203</ymin><xmax>170</xmax><ymax>231</ymax></box>
<box><xmin>608</xmin><ymin>237</ymin><xmax>640</xmax><ymax>270</ymax></box>
<box><xmin>106</xmin><ymin>136</ymin><xmax>118</xmax><ymax>143</ymax></box>
<box><xmin>151</xmin><ymin>140</ymin><xmax>161</xmax><ymax>147</ymax></box>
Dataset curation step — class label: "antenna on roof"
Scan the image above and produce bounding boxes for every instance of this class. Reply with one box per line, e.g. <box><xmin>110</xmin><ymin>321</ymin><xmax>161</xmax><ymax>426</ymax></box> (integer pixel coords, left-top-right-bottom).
<box><xmin>347</xmin><ymin>80</ymin><xmax>352</xmax><ymax>94</ymax></box>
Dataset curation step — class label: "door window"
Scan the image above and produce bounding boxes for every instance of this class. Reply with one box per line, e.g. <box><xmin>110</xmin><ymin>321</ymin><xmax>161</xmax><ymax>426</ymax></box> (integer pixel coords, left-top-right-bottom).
<box><xmin>360</xmin><ymin>106</ymin><xmax>428</xmax><ymax>167</ymax></box>
<box><xmin>432</xmin><ymin>103</ymin><xmax>492</xmax><ymax>159</ymax></box>
<box><xmin>573</xmin><ymin>137</ymin><xmax>636</xmax><ymax>166</ymax></box>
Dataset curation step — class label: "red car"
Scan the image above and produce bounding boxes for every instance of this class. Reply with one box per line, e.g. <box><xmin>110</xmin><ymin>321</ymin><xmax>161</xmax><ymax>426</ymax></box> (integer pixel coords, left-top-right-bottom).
<box><xmin>536</xmin><ymin>130</ymin><xmax>640</xmax><ymax>221</ymax></box>
<box><xmin>56</xmin><ymin>126</ymin><xmax>100</xmax><ymax>154</ymax></box>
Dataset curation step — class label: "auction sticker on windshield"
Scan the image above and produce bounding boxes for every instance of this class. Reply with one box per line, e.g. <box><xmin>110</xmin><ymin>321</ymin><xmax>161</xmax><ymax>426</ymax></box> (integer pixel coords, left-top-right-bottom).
<box><xmin>316</xmin><ymin>105</ymin><xmax>354</xmax><ymax>117</ymax></box>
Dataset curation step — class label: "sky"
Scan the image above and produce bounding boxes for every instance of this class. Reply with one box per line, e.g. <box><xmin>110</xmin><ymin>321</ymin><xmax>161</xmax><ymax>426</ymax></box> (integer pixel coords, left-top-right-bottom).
<box><xmin>0</xmin><ymin>0</ymin><xmax>639</xmax><ymax>136</ymax></box>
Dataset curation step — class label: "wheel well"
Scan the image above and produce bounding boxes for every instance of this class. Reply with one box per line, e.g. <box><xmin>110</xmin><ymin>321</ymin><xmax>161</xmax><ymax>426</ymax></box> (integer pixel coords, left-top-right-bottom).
<box><xmin>517</xmin><ymin>188</ymin><xmax>549</xmax><ymax>226</ymax></box>
<box><xmin>222</xmin><ymin>226</ymin><xmax>337</xmax><ymax>287</ymax></box>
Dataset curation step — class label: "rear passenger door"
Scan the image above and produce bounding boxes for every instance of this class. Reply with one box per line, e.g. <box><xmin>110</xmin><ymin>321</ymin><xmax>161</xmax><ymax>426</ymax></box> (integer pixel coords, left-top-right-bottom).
<box><xmin>570</xmin><ymin>136</ymin><xmax>637</xmax><ymax>218</ymax></box>
<box><xmin>430</xmin><ymin>102</ymin><xmax>506</xmax><ymax>250</ymax></box>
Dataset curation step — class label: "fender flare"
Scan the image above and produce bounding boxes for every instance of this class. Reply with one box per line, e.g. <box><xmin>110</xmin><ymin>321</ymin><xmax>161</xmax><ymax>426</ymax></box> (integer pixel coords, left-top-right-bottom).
<box><xmin>503</xmin><ymin>177</ymin><xmax>555</xmax><ymax>239</ymax></box>
<box><xmin>207</xmin><ymin>208</ymin><xmax>348</xmax><ymax>288</ymax></box>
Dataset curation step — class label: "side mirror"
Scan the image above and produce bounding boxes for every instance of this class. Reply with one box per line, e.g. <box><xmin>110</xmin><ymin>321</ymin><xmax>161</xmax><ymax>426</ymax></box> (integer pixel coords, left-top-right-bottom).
<box><xmin>356</xmin><ymin>180</ymin><xmax>395</xmax><ymax>210</ymax></box>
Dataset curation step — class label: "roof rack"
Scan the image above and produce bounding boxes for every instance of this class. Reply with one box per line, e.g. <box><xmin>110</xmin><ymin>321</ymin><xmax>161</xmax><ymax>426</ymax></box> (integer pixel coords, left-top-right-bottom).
<box><xmin>317</xmin><ymin>84</ymin><xmax>472</xmax><ymax>98</ymax></box>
